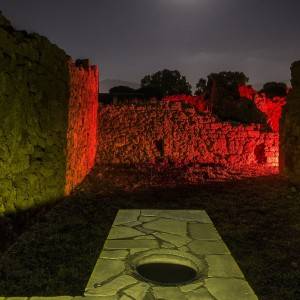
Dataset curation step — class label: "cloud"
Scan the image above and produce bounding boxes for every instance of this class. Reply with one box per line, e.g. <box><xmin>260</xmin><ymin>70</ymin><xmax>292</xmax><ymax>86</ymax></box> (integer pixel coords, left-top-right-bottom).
<box><xmin>159</xmin><ymin>0</ymin><xmax>213</xmax><ymax>9</ymax></box>
<box><xmin>164</xmin><ymin>0</ymin><xmax>199</xmax><ymax>4</ymax></box>
<box><xmin>176</xmin><ymin>50</ymin><xmax>291</xmax><ymax>86</ymax></box>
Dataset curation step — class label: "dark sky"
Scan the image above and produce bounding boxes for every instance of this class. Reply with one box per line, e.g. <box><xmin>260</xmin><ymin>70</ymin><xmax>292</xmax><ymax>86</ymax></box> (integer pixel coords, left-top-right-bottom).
<box><xmin>1</xmin><ymin>0</ymin><xmax>300</xmax><ymax>89</ymax></box>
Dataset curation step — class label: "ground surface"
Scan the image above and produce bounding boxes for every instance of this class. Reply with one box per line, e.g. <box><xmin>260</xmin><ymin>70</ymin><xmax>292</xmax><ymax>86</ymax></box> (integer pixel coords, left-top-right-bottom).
<box><xmin>0</xmin><ymin>164</ymin><xmax>300</xmax><ymax>300</ymax></box>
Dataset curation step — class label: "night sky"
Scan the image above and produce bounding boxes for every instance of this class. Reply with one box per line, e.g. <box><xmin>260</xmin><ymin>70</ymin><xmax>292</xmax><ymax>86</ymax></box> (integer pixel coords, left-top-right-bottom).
<box><xmin>1</xmin><ymin>0</ymin><xmax>300</xmax><ymax>91</ymax></box>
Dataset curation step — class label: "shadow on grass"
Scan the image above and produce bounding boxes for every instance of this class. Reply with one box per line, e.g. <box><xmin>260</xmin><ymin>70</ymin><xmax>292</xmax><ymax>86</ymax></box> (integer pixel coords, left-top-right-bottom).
<box><xmin>0</xmin><ymin>175</ymin><xmax>299</xmax><ymax>300</ymax></box>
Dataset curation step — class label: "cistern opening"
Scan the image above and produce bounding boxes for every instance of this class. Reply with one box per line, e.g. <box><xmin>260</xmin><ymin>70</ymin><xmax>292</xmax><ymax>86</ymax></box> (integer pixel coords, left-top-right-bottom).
<box><xmin>136</xmin><ymin>262</ymin><xmax>197</xmax><ymax>285</ymax></box>
<box><xmin>128</xmin><ymin>249</ymin><xmax>205</xmax><ymax>286</ymax></box>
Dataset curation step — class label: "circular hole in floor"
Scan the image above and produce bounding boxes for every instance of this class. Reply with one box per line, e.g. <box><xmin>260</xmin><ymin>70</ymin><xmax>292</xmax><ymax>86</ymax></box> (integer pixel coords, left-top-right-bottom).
<box><xmin>136</xmin><ymin>262</ymin><xmax>197</xmax><ymax>285</ymax></box>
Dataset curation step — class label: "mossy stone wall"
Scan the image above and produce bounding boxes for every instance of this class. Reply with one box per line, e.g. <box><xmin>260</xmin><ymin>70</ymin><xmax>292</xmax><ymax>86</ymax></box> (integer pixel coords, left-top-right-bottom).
<box><xmin>0</xmin><ymin>13</ymin><xmax>69</xmax><ymax>214</ymax></box>
<box><xmin>280</xmin><ymin>61</ymin><xmax>300</xmax><ymax>184</ymax></box>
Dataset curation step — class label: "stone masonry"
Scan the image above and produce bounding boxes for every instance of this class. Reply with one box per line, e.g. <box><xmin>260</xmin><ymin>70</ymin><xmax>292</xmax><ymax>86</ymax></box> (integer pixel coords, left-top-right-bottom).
<box><xmin>0</xmin><ymin>13</ymin><xmax>99</xmax><ymax>215</ymax></box>
<box><xmin>98</xmin><ymin>103</ymin><xmax>279</xmax><ymax>172</ymax></box>
<box><xmin>280</xmin><ymin>61</ymin><xmax>300</xmax><ymax>185</ymax></box>
<box><xmin>65</xmin><ymin>61</ymin><xmax>99</xmax><ymax>195</ymax></box>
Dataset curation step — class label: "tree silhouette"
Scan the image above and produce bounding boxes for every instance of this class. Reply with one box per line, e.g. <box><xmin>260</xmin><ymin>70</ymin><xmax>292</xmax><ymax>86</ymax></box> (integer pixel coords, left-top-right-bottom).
<box><xmin>206</xmin><ymin>71</ymin><xmax>249</xmax><ymax>99</ymax></box>
<box><xmin>260</xmin><ymin>82</ymin><xmax>288</xmax><ymax>98</ymax></box>
<box><xmin>140</xmin><ymin>69</ymin><xmax>192</xmax><ymax>99</ymax></box>
<box><xmin>195</xmin><ymin>78</ymin><xmax>207</xmax><ymax>95</ymax></box>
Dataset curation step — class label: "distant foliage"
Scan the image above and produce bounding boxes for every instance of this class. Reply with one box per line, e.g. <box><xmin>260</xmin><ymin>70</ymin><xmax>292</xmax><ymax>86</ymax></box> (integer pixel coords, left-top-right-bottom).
<box><xmin>260</xmin><ymin>82</ymin><xmax>288</xmax><ymax>98</ymax></box>
<box><xmin>195</xmin><ymin>71</ymin><xmax>271</xmax><ymax>124</ymax></box>
<box><xmin>140</xmin><ymin>69</ymin><xmax>192</xmax><ymax>99</ymax></box>
<box><xmin>196</xmin><ymin>71</ymin><xmax>249</xmax><ymax>99</ymax></box>
<box><xmin>195</xmin><ymin>78</ymin><xmax>207</xmax><ymax>96</ymax></box>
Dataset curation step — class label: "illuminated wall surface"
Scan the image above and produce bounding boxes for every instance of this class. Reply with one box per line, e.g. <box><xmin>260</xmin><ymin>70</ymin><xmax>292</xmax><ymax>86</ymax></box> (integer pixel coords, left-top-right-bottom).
<box><xmin>238</xmin><ymin>85</ymin><xmax>286</xmax><ymax>132</ymax></box>
<box><xmin>0</xmin><ymin>13</ymin><xmax>98</xmax><ymax>215</ymax></box>
<box><xmin>65</xmin><ymin>62</ymin><xmax>98</xmax><ymax>195</ymax></box>
<box><xmin>280</xmin><ymin>61</ymin><xmax>300</xmax><ymax>184</ymax></box>
<box><xmin>98</xmin><ymin>103</ymin><xmax>279</xmax><ymax>171</ymax></box>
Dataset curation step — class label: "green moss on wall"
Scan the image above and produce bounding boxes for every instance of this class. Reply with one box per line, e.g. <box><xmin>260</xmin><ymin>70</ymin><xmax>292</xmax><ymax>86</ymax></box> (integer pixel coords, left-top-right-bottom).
<box><xmin>0</xmin><ymin>12</ymin><xmax>70</xmax><ymax>214</ymax></box>
<box><xmin>280</xmin><ymin>61</ymin><xmax>300</xmax><ymax>185</ymax></box>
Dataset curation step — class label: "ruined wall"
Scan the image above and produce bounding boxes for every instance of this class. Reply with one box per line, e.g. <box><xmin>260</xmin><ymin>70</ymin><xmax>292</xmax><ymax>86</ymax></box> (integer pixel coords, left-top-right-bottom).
<box><xmin>0</xmin><ymin>13</ymin><xmax>69</xmax><ymax>214</ymax></box>
<box><xmin>280</xmin><ymin>61</ymin><xmax>300</xmax><ymax>184</ymax></box>
<box><xmin>98</xmin><ymin>103</ymin><xmax>279</xmax><ymax>172</ymax></box>
<box><xmin>65</xmin><ymin>62</ymin><xmax>99</xmax><ymax>194</ymax></box>
<box><xmin>0</xmin><ymin>13</ymin><xmax>98</xmax><ymax>215</ymax></box>
<box><xmin>239</xmin><ymin>85</ymin><xmax>286</xmax><ymax>132</ymax></box>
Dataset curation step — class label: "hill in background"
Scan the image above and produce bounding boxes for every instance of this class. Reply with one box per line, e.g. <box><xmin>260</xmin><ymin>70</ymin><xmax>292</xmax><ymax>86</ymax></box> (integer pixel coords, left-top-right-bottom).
<box><xmin>101</xmin><ymin>79</ymin><xmax>140</xmax><ymax>93</ymax></box>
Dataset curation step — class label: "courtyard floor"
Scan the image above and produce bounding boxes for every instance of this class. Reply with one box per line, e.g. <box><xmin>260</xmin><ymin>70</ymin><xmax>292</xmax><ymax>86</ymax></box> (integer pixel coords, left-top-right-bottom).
<box><xmin>0</xmin><ymin>164</ymin><xmax>300</xmax><ymax>300</ymax></box>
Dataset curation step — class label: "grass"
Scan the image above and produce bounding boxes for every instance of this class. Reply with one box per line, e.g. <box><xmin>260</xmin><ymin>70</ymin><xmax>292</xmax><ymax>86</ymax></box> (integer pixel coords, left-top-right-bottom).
<box><xmin>0</xmin><ymin>170</ymin><xmax>300</xmax><ymax>299</ymax></box>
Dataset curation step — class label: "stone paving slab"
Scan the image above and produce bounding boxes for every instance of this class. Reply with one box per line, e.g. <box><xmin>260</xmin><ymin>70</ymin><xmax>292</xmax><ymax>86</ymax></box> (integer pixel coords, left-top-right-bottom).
<box><xmin>205</xmin><ymin>278</ymin><xmax>258</xmax><ymax>300</ymax></box>
<box><xmin>119</xmin><ymin>295</ymin><xmax>132</xmax><ymax>300</ymax></box>
<box><xmin>185</xmin><ymin>287</ymin><xmax>216</xmax><ymax>300</ymax></box>
<box><xmin>107</xmin><ymin>226</ymin><xmax>146</xmax><ymax>239</ymax></box>
<box><xmin>85</xmin><ymin>275</ymin><xmax>138</xmax><ymax>296</ymax></box>
<box><xmin>140</xmin><ymin>209</ymin><xmax>213</xmax><ymax>223</ymax></box>
<box><xmin>84</xmin><ymin>209</ymin><xmax>258</xmax><ymax>299</ymax></box>
<box><xmin>31</xmin><ymin>298</ymin><xmax>73</xmax><ymax>300</ymax></box>
<box><xmin>85</xmin><ymin>259</ymin><xmax>125</xmax><ymax>292</ymax></box>
<box><xmin>206</xmin><ymin>255</ymin><xmax>244</xmax><ymax>278</ymax></box>
<box><xmin>100</xmin><ymin>249</ymin><xmax>129</xmax><ymax>259</ymax></box>
<box><xmin>188</xmin><ymin>240</ymin><xmax>230</xmax><ymax>255</ymax></box>
<box><xmin>122</xmin><ymin>282</ymin><xmax>150</xmax><ymax>299</ymax></box>
<box><xmin>104</xmin><ymin>239</ymin><xmax>159</xmax><ymax>249</ymax></box>
<box><xmin>152</xmin><ymin>231</ymin><xmax>191</xmax><ymax>247</ymax></box>
<box><xmin>74</xmin><ymin>297</ymin><xmax>118</xmax><ymax>300</ymax></box>
<box><xmin>152</xmin><ymin>286</ymin><xmax>186</xmax><ymax>300</ymax></box>
<box><xmin>179</xmin><ymin>281</ymin><xmax>204</xmax><ymax>293</ymax></box>
<box><xmin>113</xmin><ymin>210</ymin><xmax>141</xmax><ymax>225</ymax></box>
<box><xmin>188</xmin><ymin>223</ymin><xmax>221</xmax><ymax>240</ymax></box>
<box><xmin>142</xmin><ymin>218</ymin><xmax>188</xmax><ymax>236</ymax></box>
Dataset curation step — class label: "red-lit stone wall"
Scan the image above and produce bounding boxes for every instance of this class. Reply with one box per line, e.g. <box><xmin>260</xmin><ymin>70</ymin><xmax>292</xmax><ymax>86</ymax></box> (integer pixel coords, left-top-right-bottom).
<box><xmin>253</xmin><ymin>94</ymin><xmax>286</xmax><ymax>132</ymax></box>
<box><xmin>98</xmin><ymin>102</ymin><xmax>278</xmax><ymax>173</ymax></box>
<box><xmin>238</xmin><ymin>85</ymin><xmax>286</xmax><ymax>132</ymax></box>
<box><xmin>65</xmin><ymin>61</ymin><xmax>99</xmax><ymax>195</ymax></box>
<box><xmin>162</xmin><ymin>95</ymin><xmax>209</xmax><ymax>112</ymax></box>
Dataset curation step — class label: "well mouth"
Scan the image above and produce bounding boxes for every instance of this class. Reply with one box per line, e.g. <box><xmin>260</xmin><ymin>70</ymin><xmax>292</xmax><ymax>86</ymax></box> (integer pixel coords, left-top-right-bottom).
<box><xmin>136</xmin><ymin>262</ymin><xmax>197</xmax><ymax>285</ymax></box>
<box><xmin>128</xmin><ymin>249</ymin><xmax>206</xmax><ymax>286</ymax></box>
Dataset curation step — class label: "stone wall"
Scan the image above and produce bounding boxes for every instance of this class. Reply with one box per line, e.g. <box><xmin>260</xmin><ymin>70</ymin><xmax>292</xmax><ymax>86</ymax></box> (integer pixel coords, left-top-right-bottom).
<box><xmin>98</xmin><ymin>103</ymin><xmax>279</xmax><ymax>172</ymax></box>
<box><xmin>239</xmin><ymin>85</ymin><xmax>286</xmax><ymax>132</ymax></box>
<box><xmin>280</xmin><ymin>61</ymin><xmax>300</xmax><ymax>184</ymax></box>
<box><xmin>65</xmin><ymin>62</ymin><xmax>99</xmax><ymax>194</ymax></box>
<box><xmin>0</xmin><ymin>13</ymin><xmax>98</xmax><ymax>215</ymax></box>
